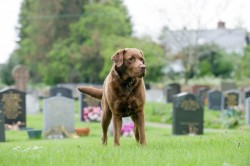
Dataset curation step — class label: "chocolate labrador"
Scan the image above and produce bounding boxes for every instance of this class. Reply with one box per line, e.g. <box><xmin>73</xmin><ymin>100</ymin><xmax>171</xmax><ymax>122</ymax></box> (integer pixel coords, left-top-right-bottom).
<box><xmin>78</xmin><ymin>48</ymin><xmax>146</xmax><ymax>146</ymax></box>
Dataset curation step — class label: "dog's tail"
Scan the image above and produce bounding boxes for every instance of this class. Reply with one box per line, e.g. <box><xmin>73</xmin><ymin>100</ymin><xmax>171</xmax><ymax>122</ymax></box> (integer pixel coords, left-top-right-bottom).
<box><xmin>78</xmin><ymin>86</ymin><xmax>103</xmax><ymax>100</ymax></box>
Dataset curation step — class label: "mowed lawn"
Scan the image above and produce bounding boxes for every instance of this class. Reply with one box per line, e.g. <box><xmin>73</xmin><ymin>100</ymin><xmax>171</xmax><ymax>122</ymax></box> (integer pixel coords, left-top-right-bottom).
<box><xmin>0</xmin><ymin>113</ymin><xmax>250</xmax><ymax>166</ymax></box>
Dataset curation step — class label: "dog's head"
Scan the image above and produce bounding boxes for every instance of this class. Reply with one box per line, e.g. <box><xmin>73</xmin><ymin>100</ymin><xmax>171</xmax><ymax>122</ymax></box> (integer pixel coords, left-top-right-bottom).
<box><xmin>112</xmin><ymin>48</ymin><xmax>146</xmax><ymax>78</ymax></box>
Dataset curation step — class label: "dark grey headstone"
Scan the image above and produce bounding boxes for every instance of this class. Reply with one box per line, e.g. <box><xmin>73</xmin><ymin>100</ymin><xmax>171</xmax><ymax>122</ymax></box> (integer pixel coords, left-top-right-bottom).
<box><xmin>80</xmin><ymin>93</ymin><xmax>101</xmax><ymax>121</ymax></box>
<box><xmin>246</xmin><ymin>97</ymin><xmax>250</xmax><ymax>126</ymax></box>
<box><xmin>222</xmin><ymin>89</ymin><xmax>240</xmax><ymax>110</ymax></box>
<box><xmin>43</xmin><ymin>96</ymin><xmax>75</xmax><ymax>136</ymax></box>
<box><xmin>0</xmin><ymin>89</ymin><xmax>26</xmax><ymax>128</ymax></box>
<box><xmin>50</xmin><ymin>87</ymin><xmax>73</xmax><ymax>98</ymax></box>
<box><xmin>166</xmin><ymin>83</ymin><xmax>181</xmax><ymax>103</ymax></box>
<box><xmin>172</xmin><ymin>92</ymin><xmax>204</xmax><ymax>135</ymax></box>
<box><xmin>0</xmin><ymin>103</ymin><xmax>5</xmax><ymax>142</ymax></box>
<box><xmin>244</xmin><ymin>89</ymin><xmax>250</xmax><ymax>101</ymax></box>
<box><xmin>207</xmin><ymin>90</ymin><xmax>222</xmax><ymax>110</ymax></box>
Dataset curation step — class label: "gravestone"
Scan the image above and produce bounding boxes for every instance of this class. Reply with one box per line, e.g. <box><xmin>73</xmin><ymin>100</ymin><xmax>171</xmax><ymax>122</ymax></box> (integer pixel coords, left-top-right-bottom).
<box><xmin>12</xmin><ymin>65</ymin><xmax>29</xmax><ymax>92</ymax></box>
<box><xmin>244</xmin><ymin>88</ymin><xmax>250</xmax><ymax>101</ymax></box>
<box><xmin>191</xmin><ymin>85</ymin><xmax>209</xmax><ymax>95</ymax></box>
<box><xmin>222</xmin><ymin>89</ymin><xmax>240</xmax><ymax>110</ymax></box>
<box><xmin>172</xmin><ymin>92</ymin><xmax>204</xmax><ymax>135</ymax></box>
<box><xmin>166</xmin><ymin>83</ymin><xmax>181</xmax><ymax>103</ymax></box>
<box><xmin>197</xmin><ymin>87</ymin><xmax>210</xmax><ymax>105</ymax></box>
<box><xmin>80</xmin><ymin>93</ymin><xmax>101</xmax><ymax>121</ymax></box>
<box><xmin>220</xmin><ymin>81</ymin><xmax>237</xmax><ymax>91</ymax></box>
<box><xmin>0</xmin><ymin>103</ymin><xmax>5</xmax><ymax>142</ymax></box>
<box><xmin>146</xmin><ymin>89</ymin><xmax>165</xmax><ymax>103</ymax></box>
<box><xmin>26</xmin><ymin>94</ymin><xmax>40</xmax><ymax>114</ymax></box>
<box><xmin>246</xmin><ymin>97</ymin><xmax>250</xmax><ymax>125</ymax></box>
<box><xmin>43</xmin><ymin>96</ymin><xmax>75</xmax><ymax>137</ymax></box>
<box><xmin>50</xmin><ymin>87</ymin><xmax>73</xmax><ymax>98</ymax></box>
<box><xmin>207</xmin><ymin>90</ymin><xmax>222</xmax><ymax>110</ymax></box>
<box><xmin>0</xmin><ymin>89</ymin><xmax>26</xmax><ymax>128</ymax></box>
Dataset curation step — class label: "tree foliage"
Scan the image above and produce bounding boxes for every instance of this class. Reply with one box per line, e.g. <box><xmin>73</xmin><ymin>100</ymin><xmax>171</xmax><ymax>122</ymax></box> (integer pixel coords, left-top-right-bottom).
<box><xmin>12</xmin><ymin>0</ymin><xmax>165</xmax><ymax>85</ymax></box>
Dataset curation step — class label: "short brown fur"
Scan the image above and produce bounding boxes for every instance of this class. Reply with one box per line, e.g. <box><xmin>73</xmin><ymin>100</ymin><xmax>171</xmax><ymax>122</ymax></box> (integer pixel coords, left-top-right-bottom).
<box><xmin>78</xmin><ymin>48</ymin><xmax>146</xmax><ymax>146</ymax></box>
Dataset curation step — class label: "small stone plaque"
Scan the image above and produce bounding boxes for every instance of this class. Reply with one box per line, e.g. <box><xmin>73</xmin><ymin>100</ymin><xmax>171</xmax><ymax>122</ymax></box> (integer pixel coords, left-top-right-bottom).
<box><xmin>172</xmin><ymin>92</ymin><xmax>204</xmax><ymax>135</ymax></box>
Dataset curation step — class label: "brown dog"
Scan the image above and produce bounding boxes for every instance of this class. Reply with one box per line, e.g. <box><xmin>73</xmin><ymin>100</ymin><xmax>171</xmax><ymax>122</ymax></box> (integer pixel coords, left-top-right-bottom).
<box><xmin>78</xmin><ymin>48</ymin><xmax>146</xmax><ymax>146</ymax></box>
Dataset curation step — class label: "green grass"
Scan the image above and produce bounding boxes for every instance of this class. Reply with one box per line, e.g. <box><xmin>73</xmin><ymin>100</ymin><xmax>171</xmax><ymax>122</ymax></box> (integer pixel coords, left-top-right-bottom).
<box><xmin>1</xmin><ymin>114</ymin><xmax>250</xmax><ymax>166</ymax></box>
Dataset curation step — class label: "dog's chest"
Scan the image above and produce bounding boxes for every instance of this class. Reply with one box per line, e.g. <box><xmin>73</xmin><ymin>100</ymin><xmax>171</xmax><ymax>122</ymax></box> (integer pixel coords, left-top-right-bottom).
<box><xmin>115</xmin><ymin>95</ymin><xmax>140</xmax><ymax>117</ymax></box>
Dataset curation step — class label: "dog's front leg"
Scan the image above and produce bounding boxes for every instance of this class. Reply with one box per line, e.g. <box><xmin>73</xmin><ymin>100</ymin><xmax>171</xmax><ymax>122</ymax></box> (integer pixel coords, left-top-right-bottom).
<box><xmin>136</xmin><ymin>112</ymin><xmax>146</xmax><ymax>146</ymax></box>
<box><xmin>112</xmin><ymin>115</ymin><xmax>122</xmax><ymax>146</ymax></box>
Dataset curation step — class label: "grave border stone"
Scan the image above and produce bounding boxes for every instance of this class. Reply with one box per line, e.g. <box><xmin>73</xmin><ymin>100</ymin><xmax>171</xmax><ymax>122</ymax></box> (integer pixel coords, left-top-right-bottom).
<box><xmin>246</xmin><ymin>97</ymin><xmax>250</xmax><ymax>126</ymax></box>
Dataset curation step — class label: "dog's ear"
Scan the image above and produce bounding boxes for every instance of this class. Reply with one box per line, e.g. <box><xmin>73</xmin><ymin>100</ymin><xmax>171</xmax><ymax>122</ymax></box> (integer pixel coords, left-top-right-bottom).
<box><xmin>140</xmin><ymin>50</ymin><xmax>144</xmax><ymax>57</ymax></box>
<box><xmin>111</xmin><ymin>49</ymin><xmax>126</xmax><ymax>67</ymax></box>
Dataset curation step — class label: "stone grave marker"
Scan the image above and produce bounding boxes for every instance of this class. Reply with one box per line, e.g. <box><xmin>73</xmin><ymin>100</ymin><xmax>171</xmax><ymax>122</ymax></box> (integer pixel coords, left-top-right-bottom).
<box><xmin>222</xmin><ymin>89</ymin><xmax>240</xmax><ymax>110</ymax></box>
<box><xmin>146</xmin><ymin>89</ymin><xmax>165</xmax><ymax>103</ymax></box>
<box><xmin>80</xmin><ymin>93</ymin><xmax>101</xmax><ymax>121</ymax></box>
<box><xmin>246</xmin><ymin>97</ymin><xmax>250</xmax><ymax>125</ymax></box>
<box><xmin>0</xmin><ymin>103</ymin><xmax>5</xmax><ymax>142</ymax></box>
<box><xmin>12</xmin><ymin>65</ymin><xmax>29</xmax><ymax>92</ymax></box>
<box><xmin>50</xmin><ymin>87</ymin><xmax>73</xmax><ymax>98</ymax></box>
<box><xmin>166</xmin><ymin>83</ymin><xmax>181</xmax><ymax>103</ymax></box>
<box><xmin>43</xmin><ymin>96</ymin><xmax>75</xmax><ymax>138</ymax></box>
<box><xmin>172</xmin><ymin>92</ymin><xmax>204</xmax><ymax>135</ymax></box>
<box><xmin>26</xmin><ymin>94</ymin><xmax>40</xmax><ymax>114</ymax></box>
<box><xmin>207</xmin><ymin>90</ymin><xmax>222</xmax><ymax>110</ymax></box>
<box><xmin>244</xmin><ymin>88</ymin><xmax>250</xmax><ymax>101</ymax></box>
<box><xmin>197</xmin><ymin>87</ymin><xmax>210</xmax><ymax>105</ymax></box>
<box><xmin>0</xmin><ymin>89</ymin><xmax>26</xmax><ymax>128</ymax></box>
<box><xmin>220</xmin><ymin>81</ymin><xmax>237</xmax><ymax>91</ymax></box>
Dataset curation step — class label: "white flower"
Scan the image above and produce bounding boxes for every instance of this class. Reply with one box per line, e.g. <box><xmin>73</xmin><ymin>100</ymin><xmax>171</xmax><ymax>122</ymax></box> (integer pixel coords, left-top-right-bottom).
<box><xmin>13</xmin><ymin>146</ymin><xmax>21</xmax><ymax>151</ymax></box>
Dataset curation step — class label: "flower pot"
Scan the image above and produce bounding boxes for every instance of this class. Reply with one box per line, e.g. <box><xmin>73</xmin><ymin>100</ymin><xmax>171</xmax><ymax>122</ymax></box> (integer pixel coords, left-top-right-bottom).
<box><xmin>27</xmin><ymin>129</ymin><xmax>42</xmax><ymax>139</ymax></box>
<box><xmin>75</xmin><ymin>128</ymin><xmax>90</xmax><ymax>136</ymax></box>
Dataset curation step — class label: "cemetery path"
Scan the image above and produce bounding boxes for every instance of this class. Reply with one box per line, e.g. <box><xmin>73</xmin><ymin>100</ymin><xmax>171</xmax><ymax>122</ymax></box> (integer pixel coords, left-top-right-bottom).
<box><xmin>145</xmin><ymin>122</ymin><xmax>228</xmax><ymax>133</ymax></box>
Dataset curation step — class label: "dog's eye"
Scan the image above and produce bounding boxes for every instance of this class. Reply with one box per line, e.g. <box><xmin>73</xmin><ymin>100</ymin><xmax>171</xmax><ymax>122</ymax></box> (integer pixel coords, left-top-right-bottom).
<box><xmin>128</xmin><ymin>57</ymin><xmax>134</xmax><ymax>61</ymax></box>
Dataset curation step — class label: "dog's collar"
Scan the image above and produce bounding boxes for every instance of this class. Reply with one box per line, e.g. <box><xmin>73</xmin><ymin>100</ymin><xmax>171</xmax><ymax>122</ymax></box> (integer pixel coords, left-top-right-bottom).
<box><xmin>114</xmin><ymin>69</ymin><xmax>135</xmax><ymax>93</ymax></box>
<box><xmin>126</xmin><ymin>81</ymin><xmax>133</xmax><ymax>93</ymax></box>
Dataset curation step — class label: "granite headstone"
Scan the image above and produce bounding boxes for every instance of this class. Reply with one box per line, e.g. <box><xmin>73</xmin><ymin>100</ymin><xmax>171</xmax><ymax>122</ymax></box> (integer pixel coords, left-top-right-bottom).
<box><xmin>0</xmin><ymin>103</ymin><xmax>5</xmax><ymax>142</ymax></box>
<box><xmin>172</xmin><ymin>92</ymin><xmax>204</xmax><ymax>135</ymax></box>
<box><xmin>207</xmin><ymin>90</ymin><xmax>222</xmax><ymax>110</ymax></box>
<box><xmin>43</xmin><ymin>96</ymin><xmax>75</xmax><ymax>136</ymax></box>
<box><xmin>246</xmin><ymin>97</ymin><xmax>250</xmax><ymax>125</ymax></box>
<box><xmin>222</xmin><ymin>89</ymin><xmax>240</xmax><ymax>110</ymax></box>
<box><xmin>50</xmin><ymin>87</ymin><xmax>73</xmax><ymax>98</ymax></box>
<box><xmin>166</xmin><ymin>83</ymin><xmax>181</xmax><ymax>103</ymax></box>
<box><xmin>80</xmin><ymin>93</ymin><xmax>101</xmax><ymax>121</ymax></box>
<box><xmin>0</xmin><ymin>89</ymin><xmax>26</xmax><ymax>128</ymax></box>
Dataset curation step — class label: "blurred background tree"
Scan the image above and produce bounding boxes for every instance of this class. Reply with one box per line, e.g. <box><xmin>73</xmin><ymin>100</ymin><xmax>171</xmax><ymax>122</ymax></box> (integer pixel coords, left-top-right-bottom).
<box><xmin>5</xmin><ymin>0</ymin><xmax>165</xmax><ymax>85</ymax></box>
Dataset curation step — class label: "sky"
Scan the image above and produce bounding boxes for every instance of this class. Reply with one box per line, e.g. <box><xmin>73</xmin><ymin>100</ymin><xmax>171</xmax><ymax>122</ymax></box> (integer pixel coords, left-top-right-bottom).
<box><xmin>1</xmin><ymin>0</ymin><xmax>250</xmax><ymax>64</ymax></box>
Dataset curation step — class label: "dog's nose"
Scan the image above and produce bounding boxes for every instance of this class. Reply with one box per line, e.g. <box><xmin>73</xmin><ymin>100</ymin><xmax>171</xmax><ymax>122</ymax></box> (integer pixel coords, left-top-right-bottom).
<box><xmin>140</xmin><ymin>64</ymin><xmax>146</xmax><ymax>72</ymax></box>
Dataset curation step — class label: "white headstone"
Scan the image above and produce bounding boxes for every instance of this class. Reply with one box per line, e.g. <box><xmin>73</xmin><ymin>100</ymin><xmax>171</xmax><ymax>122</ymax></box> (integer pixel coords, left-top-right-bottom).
<box><xmin>246</xmin><ymin>97</ymin><xmax>250</xmax><ymax>125</ymax></box>
<box><xmin>43</xmin><ymin>96</ymin><xmax>75</xmax><ymax>135</ymax></box>
<box><xmin>26</xmin><ymin>94</ymin><xmax>40</xmax><ymax>114</ymax></box>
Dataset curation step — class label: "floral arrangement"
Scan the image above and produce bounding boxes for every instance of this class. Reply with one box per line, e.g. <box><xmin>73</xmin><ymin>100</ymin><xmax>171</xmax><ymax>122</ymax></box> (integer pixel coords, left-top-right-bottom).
<box><xmin>121</xmin><ymin>122</ymin><xmax>134</xmax><ymax>137</ymax></box>
<box><xmin>82</xmin><ymin>106</ymin><xmax>101</xmax><ymax>122</ymax></box>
